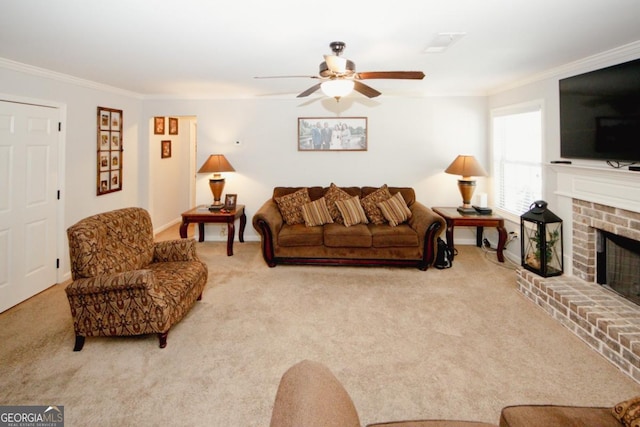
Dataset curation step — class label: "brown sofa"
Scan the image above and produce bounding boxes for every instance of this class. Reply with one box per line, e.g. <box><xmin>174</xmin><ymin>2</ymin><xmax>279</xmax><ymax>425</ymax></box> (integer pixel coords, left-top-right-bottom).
<box><xmin>253</xmin><ymin>185</ymin><xmax>445</xmax><ymax>270</ymax></box>
<box><xmin>65</xmin><ymin>207</ymin><xmax>208</xmax><ymax>351</ymax></box>
<box><xmin>270</xmin><ymin>360</ymin><xmax>633</xmax><ymax>427</ymax></box>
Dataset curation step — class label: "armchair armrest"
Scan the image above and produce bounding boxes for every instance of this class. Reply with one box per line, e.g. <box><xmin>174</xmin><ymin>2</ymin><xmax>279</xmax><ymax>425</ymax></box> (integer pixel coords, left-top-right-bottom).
<box><xmin>153</xmin><ymin>238</ymin><xmax>199</xmax><ymax>263</ymax></box>
<box><xmin>65</xmin><ymin>270</ymin><xmax>157</xmax><ymax>296</ymax></box>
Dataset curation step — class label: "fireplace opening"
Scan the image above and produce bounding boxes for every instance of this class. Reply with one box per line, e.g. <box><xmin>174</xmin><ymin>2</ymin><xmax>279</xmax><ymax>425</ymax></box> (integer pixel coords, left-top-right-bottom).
<box><xmin>597</xmin><ymin>230</ymin><xmax>640</xmax><ymax>305</ymax></box>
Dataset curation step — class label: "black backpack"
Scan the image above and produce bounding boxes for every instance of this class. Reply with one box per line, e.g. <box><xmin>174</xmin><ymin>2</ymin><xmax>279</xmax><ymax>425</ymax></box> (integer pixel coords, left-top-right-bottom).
<box><xmin>434</xmin><ymin>237</ymin><xmax>453</xmax><ymax>269</ymax></box>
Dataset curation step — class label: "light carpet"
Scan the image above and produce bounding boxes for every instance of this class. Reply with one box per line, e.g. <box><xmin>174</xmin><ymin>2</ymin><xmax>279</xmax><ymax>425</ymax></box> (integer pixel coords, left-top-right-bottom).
<box><xmin>1</xmin><ymin>242</ymin><xmax>639</xmax><ymax>426</ymax></box>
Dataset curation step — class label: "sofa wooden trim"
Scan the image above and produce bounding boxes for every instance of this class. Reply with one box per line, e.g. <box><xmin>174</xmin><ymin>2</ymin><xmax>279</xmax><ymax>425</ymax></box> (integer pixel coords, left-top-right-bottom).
<box><xmin>255</xmin><ymin>218</ymin><xmax>441</xmax><ymax>270</ymax></box>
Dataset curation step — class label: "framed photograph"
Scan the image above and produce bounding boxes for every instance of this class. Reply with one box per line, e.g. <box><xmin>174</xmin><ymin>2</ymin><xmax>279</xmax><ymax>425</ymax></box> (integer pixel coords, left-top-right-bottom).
<box><xmin>161</xmin><ymin>140</ymin><xmax>171</xmax><ymax>158</ymax></box>
<box><xmin>168</xmin><ymin>117</ymin><xmax>178</xmax><ymax>135</ymax></box>
<box><xmin>298</xmin><ymin>117</ymin><xmax>368</xmax><ymax>151</ymax></box>
<box><xmin>154</xmin><ymin>117</ymin><xmax>165</xmax><ymax>135</ymax></box>
<box><xmin>224</xmin><ymin>194</ymin><xmax>237</xmax><ymax>211</ymax></box>
<box><xmin>97</xmin><ymin>107</ymin><xmax>123</xmax><ymax>196</ymax></box>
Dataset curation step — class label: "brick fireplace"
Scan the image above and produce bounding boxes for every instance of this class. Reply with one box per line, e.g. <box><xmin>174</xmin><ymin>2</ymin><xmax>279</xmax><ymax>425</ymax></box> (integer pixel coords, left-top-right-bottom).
<box><xmin>517</xmin><ymin>165</ymin><xmax>640</xmax><ymax>383</ymax></box>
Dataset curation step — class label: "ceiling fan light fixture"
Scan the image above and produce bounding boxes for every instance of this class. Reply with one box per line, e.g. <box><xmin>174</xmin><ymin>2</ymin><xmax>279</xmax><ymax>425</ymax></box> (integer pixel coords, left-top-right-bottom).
<box><xmin>324</xmin><ymin>55</ymin><xmax>348</xmax><ymax>73</ymax></box>
<box><xmin>321</xmin><ymin>79</ymin><xmax>354</xmax><ymax>99</ymax></box>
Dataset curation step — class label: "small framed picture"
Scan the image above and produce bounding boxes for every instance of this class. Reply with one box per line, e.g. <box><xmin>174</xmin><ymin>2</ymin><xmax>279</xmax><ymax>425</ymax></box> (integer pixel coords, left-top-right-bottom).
<box><xmin>99</xmin><ymin>109</ymin><xmax>110</xmax><ymax>130</ymax></box>
<box><xmin>224</xmin><ymin>194</ymin><xmax>237</xmax><ymax>210</ymax></box>
<box><xmin>161</xmin><ymin>140</ymin><xmax>171</xmax><ymax>158</ymax></box>
<box><xmin>154</xmin><ymin>117</ymin><xmax>165</xmax><ymax>135</ymax></box>
<box><xmin>169</xmin><ymin>117</ymin><xmax>178</xmax><ymax>135</ymax></box>
<box><xmin>110</xmin><ymin>111</ymin><xmax>121</xmax><ymax>130</ymax></box>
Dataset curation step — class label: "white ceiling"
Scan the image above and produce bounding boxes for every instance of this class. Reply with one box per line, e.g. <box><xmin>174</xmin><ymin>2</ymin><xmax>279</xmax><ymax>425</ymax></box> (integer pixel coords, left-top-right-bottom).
<box><xmin>2</xmin><ymin>0</ymin><xmax>640</xmax><ymax>99</ymax></box>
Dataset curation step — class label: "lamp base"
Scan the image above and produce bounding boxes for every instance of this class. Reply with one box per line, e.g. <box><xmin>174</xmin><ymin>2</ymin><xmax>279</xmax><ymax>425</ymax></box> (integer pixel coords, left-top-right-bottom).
<box><xmin>457</xmin><ymin>206</ymin><xmax>477</xmax><ymax>214</ymax></box>
<box><xmin>208</xmin><ymin>203</ymin><xmax>224</xmax><ymax>211</ymax></box>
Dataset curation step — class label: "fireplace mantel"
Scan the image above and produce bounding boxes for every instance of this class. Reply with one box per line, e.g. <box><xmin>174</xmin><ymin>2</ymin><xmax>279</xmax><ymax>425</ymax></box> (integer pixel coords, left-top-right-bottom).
<box><xmin>550</xmin><ymin>164</ymin><xmax>640</xmax><ymax>213</ymax></box>
<box><xmin>548</xmin><ymin>164</ymin><xmax>640</xmax><ymax>276</ymax></box>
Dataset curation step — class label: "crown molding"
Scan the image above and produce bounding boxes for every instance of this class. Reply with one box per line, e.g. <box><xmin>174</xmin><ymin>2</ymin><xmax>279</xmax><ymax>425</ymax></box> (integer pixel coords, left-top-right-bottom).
<box><xmin>0</xmin><ymin>57</ymin><xmax>143</xmax><ymax>99</ymax></box>
<box><xmin>489</xmin><ymin>40</ymin><xmax>640</xmax><ymax>95</ymax></box>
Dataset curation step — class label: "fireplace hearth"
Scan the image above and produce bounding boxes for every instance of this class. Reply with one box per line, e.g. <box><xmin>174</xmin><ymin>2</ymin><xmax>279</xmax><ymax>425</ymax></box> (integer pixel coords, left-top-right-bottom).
<box><xmin>517</xmin><ymin>180</ymin><xmax>640</xmax><ymax>383</ymax></box>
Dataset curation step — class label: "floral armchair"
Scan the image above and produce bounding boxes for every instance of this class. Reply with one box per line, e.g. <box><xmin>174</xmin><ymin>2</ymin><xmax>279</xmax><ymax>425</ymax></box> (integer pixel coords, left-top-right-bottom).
<box><xmin>65</xmin><ymin>207</ymin><xmax>208</xmax><ymax>351</ymax></box>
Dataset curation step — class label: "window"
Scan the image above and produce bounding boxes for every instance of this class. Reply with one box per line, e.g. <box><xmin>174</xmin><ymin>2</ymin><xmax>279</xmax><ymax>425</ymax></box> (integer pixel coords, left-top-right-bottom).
<box><xmin>491</xmin><ymin>102</ymin><xmax>543</xmax><ymax>219</ymax></box>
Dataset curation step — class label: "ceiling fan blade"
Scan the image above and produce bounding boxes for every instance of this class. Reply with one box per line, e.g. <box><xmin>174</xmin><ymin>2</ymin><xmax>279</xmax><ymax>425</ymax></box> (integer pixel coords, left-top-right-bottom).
<box><xmin>254</xmin><ymin>75</ymin><xmax>320</xmax><ymax>79</ymax></box>
<box><xmin>353</xmin><ymin>81</ymin><xmax>381</xmax><ymax>98</ymax></box>
<box><xmin>356</xmin><ymin>71</ymin><xmax>425</xmax><ymax>80</ymax></box>
<box><xmin>297</xmin><ymin>83</ymin><xmax>322</xmax><ymax>98</ymax></box>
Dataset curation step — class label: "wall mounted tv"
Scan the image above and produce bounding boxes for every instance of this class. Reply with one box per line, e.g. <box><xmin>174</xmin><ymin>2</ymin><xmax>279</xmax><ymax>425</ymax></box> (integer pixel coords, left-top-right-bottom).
<box><xmin>559</xmin><ymin>57</ymin><xmax>640</xmax><ymax>162</ymax></box>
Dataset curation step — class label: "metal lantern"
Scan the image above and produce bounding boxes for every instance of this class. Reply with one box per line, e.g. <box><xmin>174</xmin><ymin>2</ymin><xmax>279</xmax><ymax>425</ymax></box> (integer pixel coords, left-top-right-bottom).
<box><xmin>521</xmin><ymin>200</ymin><xmax>563</xmax><ymax>277</ymax></box>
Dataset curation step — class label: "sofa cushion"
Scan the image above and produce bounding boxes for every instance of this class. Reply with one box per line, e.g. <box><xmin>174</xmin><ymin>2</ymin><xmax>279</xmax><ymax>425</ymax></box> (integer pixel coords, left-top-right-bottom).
<box><xmin>499</xmin><ymin>405</ymin><xmax>620</xmax><ymax>427</ymax></box>
<box><xmin>278</xmin><ymin>224</ymin><xmax>324</xmax><ymax>247</ymax></box>
<box><xmin>301</xmin><ymin>197</ymin><xmax>334</xmax><ymax>227</ymax></box>
<box><xmin>324</xmin><ymin>223</ymin><xmax>372</xmax><ymax>248</ymax></box>
<box><xmin>335</xmin><ymin>196</ymin><xmax>369</xmax><ymax>227</ymax></box>
<box><xmin>275</xmin><ymin>187</ymin><xmax>311</xmax><ymax>225</ymax></box>
<box><xmin>361</xmin><ymin>184</ymin><xmax>392</xmax><ymax>224</ymax></box>
<box><xmin>370</xmin><ymin>224</ymin><xmax>419</xmax><ymax>248</ymax></box>
<box><xmin>324</xmin><ymin>183</ymin><xmax>353</xmax><ymax>224</ymax></box>
<box><xmin>377</xmin><ymin>192</ymin><xmax>412</xmax><ymax>227</ymax></box>
<box><xmin>613</xmin><ymin>396</ymin><xmax>640</xmax><ymax>426</ymax></box>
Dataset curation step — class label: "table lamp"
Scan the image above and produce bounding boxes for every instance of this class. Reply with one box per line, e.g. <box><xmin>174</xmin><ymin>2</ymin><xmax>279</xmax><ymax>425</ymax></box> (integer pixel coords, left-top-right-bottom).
<box><xmin>197</xmin><ymin>154</ymin><xmax>235</xmax><ymax>209</ymax></box>
<box><xmin>444</xmin><ymin>155</ymin><xmax>488</xmax><ymax>214</ymax></box>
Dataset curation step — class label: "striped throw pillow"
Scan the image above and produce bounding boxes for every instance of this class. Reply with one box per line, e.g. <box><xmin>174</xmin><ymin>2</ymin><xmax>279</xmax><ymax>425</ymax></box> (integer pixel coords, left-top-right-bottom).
<box><xmin>301</xmin><ymin>197</ymin><xmax>334</xmax><ymax>227</ymax></box>
<box><xmin>377</xmin><ymin>192</ymin><xmax>412</xmax><ymax>226</ymax></box>
<box><xmin>335</xmin><ymin>196</ymin><xmax>369</xmax><ymax>227</ymax></box>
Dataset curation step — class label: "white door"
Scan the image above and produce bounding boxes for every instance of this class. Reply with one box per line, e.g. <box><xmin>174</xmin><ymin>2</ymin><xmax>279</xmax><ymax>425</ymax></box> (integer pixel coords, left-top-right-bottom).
<box><xmin>0</xmin><ymin>101</ymin><xmax>59</xmax><ymax>313</ymax></box>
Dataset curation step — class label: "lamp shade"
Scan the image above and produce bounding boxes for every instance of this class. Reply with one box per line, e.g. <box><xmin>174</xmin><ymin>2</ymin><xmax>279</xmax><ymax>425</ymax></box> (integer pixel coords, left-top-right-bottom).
<box><xmin>444</xmin><ymin>155</ymin><xmax>487</xmax><ymax>179</ymax></box>
<box><xmin>197</xmin><ymin>154</ymin><xmax>235</xmax><ymax>174</ymax></box>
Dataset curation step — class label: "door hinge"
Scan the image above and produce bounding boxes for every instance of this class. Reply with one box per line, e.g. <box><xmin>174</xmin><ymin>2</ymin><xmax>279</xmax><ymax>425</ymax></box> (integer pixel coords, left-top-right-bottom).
<box><xmin>57</xmin><ymin>190</ymin><xmax>61</xmax><ymax>200</ymax></box>
<box><xmin>58</xmin><ymin>122</ymin><xmax>62</xmax><ymax>132</ymax></box>
<box><xmin>56</xmin><ymin>258</ymin><xmax>60</xmax><ymax>269</ymax></box>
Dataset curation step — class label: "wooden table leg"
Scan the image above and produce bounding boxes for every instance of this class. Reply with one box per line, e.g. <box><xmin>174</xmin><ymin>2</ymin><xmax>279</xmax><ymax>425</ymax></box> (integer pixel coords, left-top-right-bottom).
<box><xmin>476</xmin><ymin>226</ymin><xmax>484</xmax><ymax>247</ymax></box>
<box><xmin>198</xmin><ymin>223</ymin><xmax>205</xmax><ymax>242</ymax></box>
<box><xmin>239</xmin><ymin>212</ymin><xmax>246</xmax><ymax>242</ymax></box>
<box><xmin>226</xmin><ymin>222</ymin><xmax>235</xmax><ymax>256</ymax></box>
<box><xmin>496</xmin><ymin>225</ymin><xmax>507</xmax><ymax>262</ymax></box>
<box><xmin>179</xmin><ymin>220</ymin><xmax>189</xmax><ymax>239</ymax></box>
<box><xmin>445</xmin><ymin>219</ymin><xmax>455</xmax><ymax>258</ymax></box>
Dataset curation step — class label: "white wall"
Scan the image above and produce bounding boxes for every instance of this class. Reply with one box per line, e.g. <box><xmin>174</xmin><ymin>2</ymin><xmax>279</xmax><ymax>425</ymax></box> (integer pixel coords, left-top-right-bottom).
<box><xmin>0</xmin><ymin>64</ymin><xmax>142</xmax><ymax>280</ymax></box>
<box><xmin>487</xmin><ymin>42</ymin><xmax>640</xmax><ymax>263</ymax></box>
<box><xmin>143</xmin><ymin>96</ymin><xmax>489</xmax><ymax>242</ymax></box>
<box><xmin>149</xmin><ymin>116</ymin><xmax>195</xmax><ymax>231</ymax></box>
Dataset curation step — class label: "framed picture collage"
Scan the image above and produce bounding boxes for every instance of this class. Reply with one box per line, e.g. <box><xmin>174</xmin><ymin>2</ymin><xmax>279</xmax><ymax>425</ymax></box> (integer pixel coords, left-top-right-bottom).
<box><xmin>97</xmin><ymin>107</ymin><xmax>123</xmax><ymax>195</ymax></box>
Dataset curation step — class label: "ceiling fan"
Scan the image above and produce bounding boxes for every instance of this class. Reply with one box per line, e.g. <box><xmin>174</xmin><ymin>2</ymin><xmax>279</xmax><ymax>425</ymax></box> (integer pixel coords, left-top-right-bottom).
<box><xmin>255</xmin><ymin>41</ymin><xmax>425</xmax><ymax>100</ymax></box>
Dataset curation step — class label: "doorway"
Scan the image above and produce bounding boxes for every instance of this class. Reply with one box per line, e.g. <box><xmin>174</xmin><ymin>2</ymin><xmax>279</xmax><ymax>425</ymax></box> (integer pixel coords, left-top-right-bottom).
<box><xmin>0</xmin><ymin>99</ymin><xmax>61</xmax><ymax>312</ymax></box>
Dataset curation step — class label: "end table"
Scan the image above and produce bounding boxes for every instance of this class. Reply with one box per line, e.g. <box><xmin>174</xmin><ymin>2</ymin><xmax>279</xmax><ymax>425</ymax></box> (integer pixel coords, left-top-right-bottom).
<box><xmin>432</xmin><ymin>207</ymin><xmax>507</xmax><ymax>262</ymax></box>
<box><xmin>180</xmin><ymin>205</ymin><xmax>246</xmax><ymax>256</ymax></box>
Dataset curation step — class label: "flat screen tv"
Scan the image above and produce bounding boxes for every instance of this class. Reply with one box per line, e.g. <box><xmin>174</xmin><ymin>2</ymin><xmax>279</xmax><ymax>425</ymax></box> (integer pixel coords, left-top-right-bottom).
<box><xmin>559</xmin><ymin>58</ymin><xmax>640</xmax><ymax>162</ymax></box>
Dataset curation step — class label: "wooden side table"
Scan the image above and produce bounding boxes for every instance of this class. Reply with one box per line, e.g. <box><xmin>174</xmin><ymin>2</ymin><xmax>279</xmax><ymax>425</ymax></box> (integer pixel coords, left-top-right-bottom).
<box><xmin>180</xmin><ymin>205</ymin><xmax>246</xmax><ymax>256</ymax></box>
<box><xmin>432</xmin><ymin>207</ymin><xmax>507</xmax><ymax>262</ymax></box>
